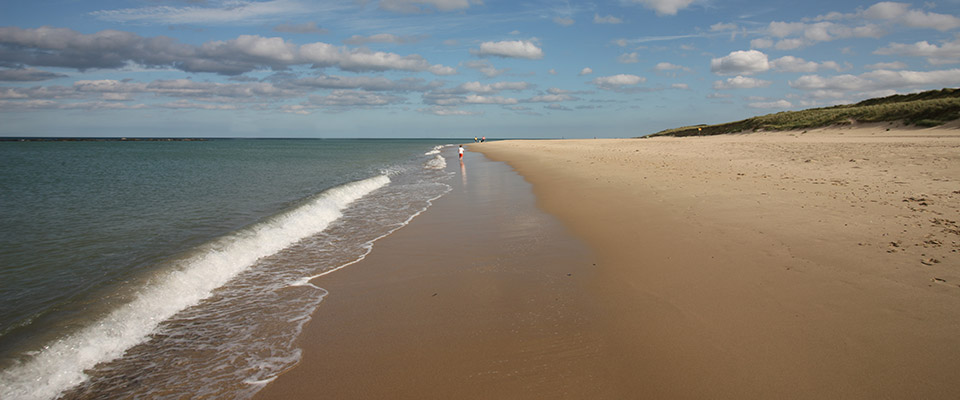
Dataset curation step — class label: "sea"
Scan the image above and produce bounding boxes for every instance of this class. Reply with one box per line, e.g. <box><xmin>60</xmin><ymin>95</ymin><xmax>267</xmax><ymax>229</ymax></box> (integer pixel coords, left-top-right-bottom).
<box><xmin>0</xmin><ymin>139</ymin><xmax>456</xmax><ymax>399</ymax></box>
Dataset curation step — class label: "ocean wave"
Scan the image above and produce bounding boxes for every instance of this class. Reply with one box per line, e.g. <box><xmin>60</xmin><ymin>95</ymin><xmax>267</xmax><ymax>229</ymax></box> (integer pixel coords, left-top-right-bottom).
<box><xmin>423</xmin><ymin>145</ymin><xmax>444</xmax><ymax>155</ymax></box>
<box><xmin>425</xmin><ymin>154</ymin><xmax>447</xmax><ymax>170</ymax></box>
<box><xmin>0</xmin><ymin>175</ymin><xmax>390</xmax><ymax>400</ymax></box>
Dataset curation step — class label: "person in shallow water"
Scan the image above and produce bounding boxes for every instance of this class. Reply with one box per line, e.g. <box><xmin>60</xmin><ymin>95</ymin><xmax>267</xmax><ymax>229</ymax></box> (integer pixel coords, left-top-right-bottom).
<box><xmin>459</xmin><ymin>145</ymin><xmax>464</xmax><ymax>160</ymax></box>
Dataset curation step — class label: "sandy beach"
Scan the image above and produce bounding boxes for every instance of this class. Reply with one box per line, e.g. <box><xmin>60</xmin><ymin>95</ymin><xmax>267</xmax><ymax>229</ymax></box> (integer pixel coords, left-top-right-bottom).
<box><xmin>258</xmin><ymin>124</ymin><xmax>960</xmax><ymax>399</ymax></box>
<box><xmin>256</xmin><ymin>150</ymin><xmax>618</xmax><ymax>399</ymax></box>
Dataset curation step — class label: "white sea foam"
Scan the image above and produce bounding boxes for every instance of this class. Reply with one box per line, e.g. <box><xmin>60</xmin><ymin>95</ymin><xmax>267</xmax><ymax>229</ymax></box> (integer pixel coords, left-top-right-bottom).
<box><xmin>0</xmin><ymin>175</ymin><xmax>390</xmax><ymax>400</ymax></box>
<box><xmin>425</xmin><ymin>154</ymin><xmax>447</xmax><ymax>170</ymax></box>
<box><xmin>424</xmin><ymin>145</ymin><xmax>444</xmax><ymax>155</ymax></box>
<box><xmin>291</xmin><ymin>184</ymin><xmax>450</xmax><ymax>287</ymax></box>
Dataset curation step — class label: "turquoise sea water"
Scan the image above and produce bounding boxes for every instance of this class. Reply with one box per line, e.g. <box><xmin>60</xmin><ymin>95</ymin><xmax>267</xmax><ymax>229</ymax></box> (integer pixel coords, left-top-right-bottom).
<box><xmin>0</xmin><ymin>139</ymin><xmax>455</xmax><ymax>399</ymax></box>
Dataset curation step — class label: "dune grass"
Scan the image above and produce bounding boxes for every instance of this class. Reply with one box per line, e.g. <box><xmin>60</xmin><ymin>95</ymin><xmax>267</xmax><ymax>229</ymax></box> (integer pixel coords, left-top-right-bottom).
<box><xmin>648</xmin><ymin>88</ymin><xmax>960</xmax><ymax>138</ymax></box>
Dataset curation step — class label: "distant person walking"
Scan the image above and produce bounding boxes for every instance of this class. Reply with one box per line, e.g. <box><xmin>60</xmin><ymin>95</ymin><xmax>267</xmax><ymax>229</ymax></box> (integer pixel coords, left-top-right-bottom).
<box><xmin>480</xmin><ymin>136</ymin><xmax>486</xmax><ymax>143</ymax></box>
<box><xmin>458</xmin><ymin>145</ymin><xmax>464</xmax><ymax>160</ymax></box>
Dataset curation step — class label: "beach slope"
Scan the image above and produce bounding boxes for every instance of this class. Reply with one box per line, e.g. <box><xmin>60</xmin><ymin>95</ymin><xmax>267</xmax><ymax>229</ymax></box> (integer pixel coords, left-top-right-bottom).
<box><xmin>255</xmin><ymin>150</ymin><xmax>624</xmax><ymax>399</ymax></box>
<box><xmin>475</xmin><ymin>125</ymin><xmax>960</xmax><ymax>398</ymax></box>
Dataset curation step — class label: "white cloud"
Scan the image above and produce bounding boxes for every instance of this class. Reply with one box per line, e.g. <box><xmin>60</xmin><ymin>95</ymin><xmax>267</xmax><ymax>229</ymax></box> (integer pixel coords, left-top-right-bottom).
<box><xmin>863</xmin><ymin>2</ymin><xmax>960</xmax><ymax>31</ymax></box>
<box><xmin>789</xmin><ymin>68</ymin><xmax>960</xmax><ymax>92</ymax></box>
<box><xmin>626</xmin><ymin>0</ymin><xmax>697</xmax><ymax>16</ymax></box>
<box><xmin>655</xmin><ymin>62</ymin><xmax>691</xmax><ymax>72</ymax></box>
<box><xmin>594</xmin><ymin>14</ymin><xmax>623</xmax><ymax>24</ymax></box>
<box><xmin>0</xmin><ymin>27</ymin><xmax>454</xmax><ymax>76</ymax></box>
<box><xmin>712</xmin><ymin>76</ymin><xmax>772</xmax><ymax>89</ymax></box>
<box><xmin>579</xmin><ymin>67</ymin><xmax>593</xmax><ymax>76</ymax></box>
<box><xmin>425</xmin><ymin>92</ymin><xmax>517</xmax><ymax>106</ymax></box>
<box><xmin>751</xmin><ymin>2</ymin><xmax>959</xmax><ymax>52</ymax></box>
<box><xmin>771</xmin><ymin>56</ymin><xmax>843</xmax><ymax>73</ymax></box>
<box><xmin>146</xmin><ymin>79</ymin><xmax>296</xmax><ymax>100</ymax></box>
<box><xmin>766</xmin><ymin>21</ymin><xmax>885</xmax><ymax>49</ymax></box>
<box><xmin>618</xmin><ymin>52</ymin><xmax>640</xmax><ymax>64</ymax></box>
<box><xmin>463</xmin><ymin>60</ymin><xmax>508</xmax><ymax>77</ymax></box>
<box><xmin>590</xmin><ymin>74</ymin><xmax>646</xmax><ymax>91</ymax></box>
<box><xmin>379</xmin><ymin>0</ymin><xmax>480</xmax><ymax>13</ymax></box>
<box><xmin>711</xmin><ymin>22</ymin><xmax>737</xmax><ymax>31</ymax></box>
<box><xmin>863</xmin><ymin>2</ymin><xmax>911</xmax><ymax>20</ymax></box>
<box><xmin>875</xmin><ymin>37</ymin><xmax>960</xmax><ymax>64</ymax></box>
<box><xmin>554</xmin><ymin>17</ymin><xmax>575</xmax><ymax>26</ymax></box>
<box><xmin>749</xmin><ymin>99</ymin><xmax>792</xmax><ymax>109</ymax></box>
<box><xmin>672</xmin><ymin>83</ymin><xmax>689</xmax><ymax>89</ymax></box>
<box><xmin>462</xmin><ymin>94</ymin><xmax>518</xmax><ymax>104</ymax></box>
<box><xmin>215</xmin><ymin>35</ymin><xmax>299</xmax><ymax>62</ymax></box>
<box><xmin>429</xmin><ymin>65</ymin><xmax>458</xmax><ymax>75</ymax></box>
<box><xmin>710</xmin><ymin>50</ymin><xmax>770</xmax><ymax>75</ymax></box>
<box><xmin>457</xmin><ymin>81</ymin><xmax>531</xmax><ymax>94</ymax></box>
<box><xmin>789</xmin><ymin>74</ymin><xmax>866</xmax><ymax>91</ymax></box>
<box><xmin>91</xmin><ymin>0</ymin><xmax>312</xmax><ymax>24</ymax></box>
<box><xmin>526</xmin><ymin>94</ymin><xmax>575</xmax><ymax>102</ymax></box>
<box><xmin>0</xmin><ymin>78</ymin><xmax>325</xmax><ymax>111</ymax></box>
<box><xmin>286</xmin><ymin>75</ymin><xmax>439</xmax><ymax>92</ymax></box>
<box><xmin>768</xmin><ymin>21</ymin><xmax>805</xmax><ymax>38</ymax></box>
<box><xmin>299</xmin><ymin>42</ymin><xmax>454</xmax><ymax>74</ymax></box>
<box><xmin>751</xmin><ymin>38</ymin><xmax>773</xmax><ymax>49</ymax></box>
<box><xmin>472</xmin><ymin>40</ymin><xmax>544</xmax><ymax>60</ymax></box>
<box><xmin>75</xmin><ymin>79</ymin><xmax>149</xmax><ymax>94</ymax></box>
<box><xmin>424</xmin><ymin>82</ymin><xmax>529</xmax><ymax>105</ymax></box>
<box><xmin>775</xmin><ymin>38</ymin><xmax>806</xmax><ymax>50</ymax></box>
<box><xmin>308</xmin><ymin>90</ymin><xmax>404</xmax><ymax>107</ymax></box>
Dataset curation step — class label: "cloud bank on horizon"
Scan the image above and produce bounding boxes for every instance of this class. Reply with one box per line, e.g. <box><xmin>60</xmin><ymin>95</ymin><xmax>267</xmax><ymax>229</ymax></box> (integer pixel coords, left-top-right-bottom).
<box><xmin>2</xmin><ymin>0</ymin><xmax>960</xmax><ymax>137</ymax></box>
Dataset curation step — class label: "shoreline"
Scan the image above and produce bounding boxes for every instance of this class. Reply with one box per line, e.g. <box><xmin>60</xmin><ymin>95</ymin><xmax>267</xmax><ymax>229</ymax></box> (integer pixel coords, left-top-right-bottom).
<box><xmin>257</xmin><ymin>127</ymin><xmax>960</xmax><ymax>398</ymax></box>
<box><xmin>254</xmin><ymin>149</ymin><xmax>620</xmax><ymax>398</ymax></box>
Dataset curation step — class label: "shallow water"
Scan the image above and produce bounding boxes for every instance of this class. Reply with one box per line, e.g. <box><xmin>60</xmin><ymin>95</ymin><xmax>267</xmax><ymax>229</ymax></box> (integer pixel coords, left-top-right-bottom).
<box><xmin>0</xmin><ymin>139</ymin><xmax>454</xmax><ymax>399</ymax></box>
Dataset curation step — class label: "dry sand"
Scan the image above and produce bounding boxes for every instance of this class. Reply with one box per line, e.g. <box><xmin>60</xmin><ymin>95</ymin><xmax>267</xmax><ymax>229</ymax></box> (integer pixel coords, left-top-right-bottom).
<box><xmin>475</xmin><ymin>123</ymin><xmax>960</xmax><ymax>398</ymax></box>
<box><xmin>258</xmin><ymin>124</ymin><xmax>960</xmax><ymax>399</ymax></box>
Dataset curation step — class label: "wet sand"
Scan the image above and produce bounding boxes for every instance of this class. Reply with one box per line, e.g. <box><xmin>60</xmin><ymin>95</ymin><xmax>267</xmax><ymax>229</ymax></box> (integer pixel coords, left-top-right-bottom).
<box><xmin>255</xmin><ymin>150</ymin><xmax>621</xmax><ymax>399</ymax></box>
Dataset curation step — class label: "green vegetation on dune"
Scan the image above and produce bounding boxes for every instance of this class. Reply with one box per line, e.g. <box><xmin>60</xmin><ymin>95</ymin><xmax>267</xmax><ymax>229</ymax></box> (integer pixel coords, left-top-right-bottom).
<box><xmin>648</xmin><ymin>88</ymin><xmax>960</xmax><ymax>138</ymax></box>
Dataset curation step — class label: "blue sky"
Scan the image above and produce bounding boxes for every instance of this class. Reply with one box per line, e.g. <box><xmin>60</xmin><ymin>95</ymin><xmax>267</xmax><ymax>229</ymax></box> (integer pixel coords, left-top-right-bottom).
<box><xmin>2</xmin><ymin>0</ymin><xmax>960</xmax><ymax>138</ymax></box>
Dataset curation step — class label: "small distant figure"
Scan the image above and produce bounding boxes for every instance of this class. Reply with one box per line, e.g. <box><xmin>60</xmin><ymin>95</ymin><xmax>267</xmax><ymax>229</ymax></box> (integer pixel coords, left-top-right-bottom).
<box><xmin>458</xmin><ymin>145</ymin><xmax>464</xmax><ymax>160</ymax></box>
<box><xmin>474</xmin><ymin>137</ymin><xmax>478</xmax><ymax>143</ymax></box>
<box><xmin>480</xmin><ymin>136</ymin><xmax>486</xmax><ymax>143</ymax></box>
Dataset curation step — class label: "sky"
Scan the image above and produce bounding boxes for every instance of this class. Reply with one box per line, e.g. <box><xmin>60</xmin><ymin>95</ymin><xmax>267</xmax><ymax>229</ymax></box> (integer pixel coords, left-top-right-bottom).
<box><xmin>3</xmin><ymin>0</ymin><xmax>960</xmax><ymax>138</ymax></box>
